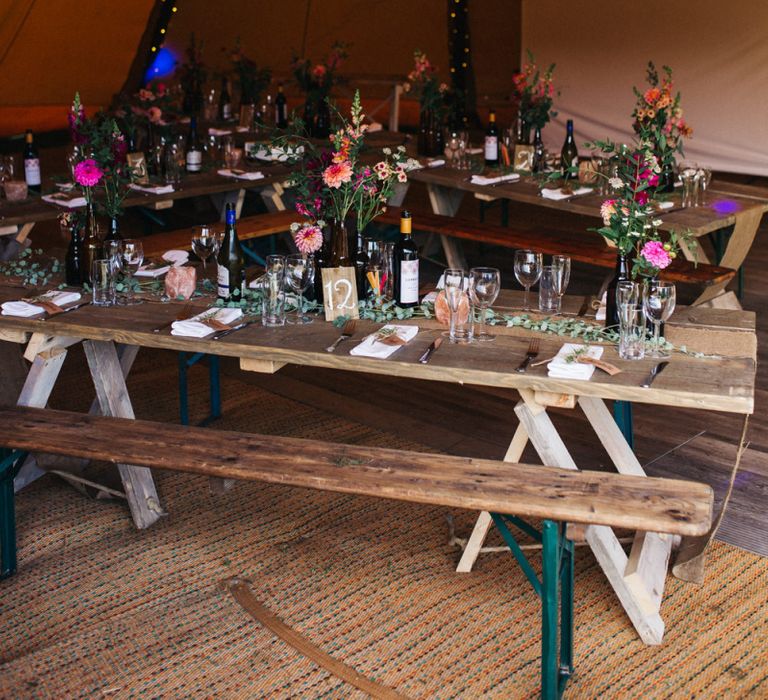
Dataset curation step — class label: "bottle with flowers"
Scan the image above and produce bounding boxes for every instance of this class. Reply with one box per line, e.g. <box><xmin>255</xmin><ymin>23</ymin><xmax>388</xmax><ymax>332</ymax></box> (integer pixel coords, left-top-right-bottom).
<box><xmin>291</xmin><ymin>41</ymin><xmax>349</xmax><ymax>138</ymax></box>
<box><xmin>586</xmin><ymin>137</ymin><xmax>692</xmax><ymax>327</ymax></box>
<box><xmin>177</xmin><ymin>33</ymin><xmax>207</xmax><ymax>116</ymax></box>
<box><xmin>511</xmin><ymin>50</ymin><xmax>556</xmax><ymax>144</ymax></box>
<box><xmin>229</xmin><ymin>38</ymin><xmax>271</xmax><ymax>123</ymax></box>
<box><xmin>403</xmin><ymin>50</ymin><xmax>449</xmax><ymax>157</ymax></box>
<box><xmin>631</xmin><ymin>62</ymin><xmax>692</xmax><ymax>193</ymax></box>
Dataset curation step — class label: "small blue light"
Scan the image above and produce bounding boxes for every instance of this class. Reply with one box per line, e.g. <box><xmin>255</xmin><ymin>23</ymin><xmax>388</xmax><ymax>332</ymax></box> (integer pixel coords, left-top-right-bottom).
<box><xmin>712</xmin><ymin>200</ymin><xmax>741</xmax><ymax>215</ymax></box>
<box><xmin>144</xmin><ymin>46</ymin><xmax>176</xmax><ymax>82</ymax></box>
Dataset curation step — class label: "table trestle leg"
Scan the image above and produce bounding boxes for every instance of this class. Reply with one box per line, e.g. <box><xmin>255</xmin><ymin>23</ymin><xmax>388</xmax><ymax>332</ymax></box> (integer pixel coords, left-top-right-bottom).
<box><xmin>491</xmin><ymin>514</ymin><xmax>573</xmax><ymax>699</ymax></box>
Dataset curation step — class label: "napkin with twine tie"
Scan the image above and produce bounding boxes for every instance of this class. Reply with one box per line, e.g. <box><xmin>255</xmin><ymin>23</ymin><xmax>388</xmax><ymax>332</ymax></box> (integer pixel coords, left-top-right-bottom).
<box><xmin>1</xmin><ymin>291</ymin><xmax>81</xmax><ymax>317</ymax></box>
<box><xmin>350</xmin><ymin>325</ymin><xmax>419</xmax><ymax>359</ymax></box>
<box><xmin>470</xmin><ymin>173</ymin><xmax>520</xmax><ymax>186</ymax></box>
<box><xmin>170</xmin><ymin>307</ymin><xmax>243</xmax><ymax>338</ymax></box>
<box><xmin>217</xmin><ymin>169</ymin><xmax>265</xmax><ymax>181</ymax></box>
<box><xmin>547</xmin><ymin>343</ymin><xmax>604</xmax><ymax>380</ymax></box>
<box><xmin>540</xmin><ymin>186</ymin><xmax>592</xmax><ymax>200</ymax></box>
<box><xmin>129</xmin><ymin>183</ymin><xmax>175</xmax><ymax>195</ymax></box>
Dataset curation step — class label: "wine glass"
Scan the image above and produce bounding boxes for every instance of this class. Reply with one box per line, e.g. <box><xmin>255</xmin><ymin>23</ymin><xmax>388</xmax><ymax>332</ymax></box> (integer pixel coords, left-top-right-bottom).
<box><xmin>191</xmin><ymin>226</ymin><xmax>221</xmax><ymax>286</ymax></box>
<box><xmin>104</xmin><ymin>240</ymin><xmax>123</xmax><ymax>305</ymax></box>
<box><xmin>457</xmin><ymin>130</ymin><xmax>470</xmax><ymax>170</ymax></box>
<box><xmin>285</xmin><ymin>254</ymin><xmax>315</xmax><ymax>324</ymax></box>
<box><xmin>514</xmin><ymin>249</ymin><xmax>543</xmax><ymax>312</ymax></box>
<box><xmin>643</xmin><ymin>281</ymin><xmax>676</xmax><ymax>357</ymax></box>
<box><xmin>469</xmin><ymin>267</ymin><xmax>501</xmax><ymax>341</ymax></box>
<box><xmin>445</xmin><ymin>130</ymin><xmax>460</xmax><ymax>167</ymax></box>
<box><xmin>443</xmin><ymin>268</ymin><xmax>467</xmax><ymax>344</ymax></box>
<box><xmin>120</xmin><ymin>239</ymin><xmax>144</xmax><ymax>305</ymax></box>
<box><xmin>697</xmin><ymin>165</ymin><xmax>713</xmax><ymax>205</ymax></box>
<box><xmin>677</xmin><ymin>160</ymin><xmax>699</xmax><ymax>208</ymax></box>
<box><xmin>551</xmin><ymin>255</ymin><xmax>571</xmax><ymax>312</ymax></box>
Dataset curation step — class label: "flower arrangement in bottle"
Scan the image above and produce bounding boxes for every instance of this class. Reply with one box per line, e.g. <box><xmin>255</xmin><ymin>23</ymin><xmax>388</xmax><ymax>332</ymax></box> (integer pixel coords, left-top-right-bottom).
<box><xmin>403</xmin><ymin>50</ymin><xmax>449</xmax><ymax>115</ymax></box>
<box><xmin>230</xmin><ymin>38</ymin><xmax>271</xmax><ymax>106</ymax></box>
<box><xmin>511</xmin><ymin>50</ymin><xmax>557</xmax><ymax>136</ymax></box>
<box><xmin>291</xmin><ymin>41</ymin><xmax>349</xmax><ymax>102</ymax></box>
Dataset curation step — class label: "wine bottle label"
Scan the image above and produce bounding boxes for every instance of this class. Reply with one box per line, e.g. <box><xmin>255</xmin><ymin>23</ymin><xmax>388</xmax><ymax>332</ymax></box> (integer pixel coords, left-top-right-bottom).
<box><xmin>399</xmin><ymin>260</ymin><xmax>419</xmax><ymax>304</ymax></box>
<box><xmin>484</xmin><ymin>136</ymin><xmax>498</xmax><ymax>160</ymax></box>
<box><xmin>222</xmin><ymin>104</ymin><xmax>232</xmax><ymax>120</ymax></box>
<box><xmin>186</xmin><ymin>150</ymin><xmax>202</xmax><ymax>172</ymax></box>
<box><xmin>24</xmin><ymin>158</ymin><xmax>41</xmax><ymax>186</ymax></box>
<box><xmin>217</xmin><ymin>264</ymin><xmax>229</xmax><ymax>298</ymax></box>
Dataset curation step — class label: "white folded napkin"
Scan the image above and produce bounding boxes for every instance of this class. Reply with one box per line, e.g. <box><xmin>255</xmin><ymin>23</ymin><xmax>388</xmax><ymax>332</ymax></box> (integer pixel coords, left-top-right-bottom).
<box><xmin>349</xmin><ymin>324</ymin><xmax>419</xmax><ymax>359</ymax></box>
<box><xmin>129</xmin><ymin>183</ymin><xmax>175</xmax><ymax>195</ymax></box>
<box><xmin>540</xmin><ymin>186</ymin><xmax>593</xmax><ymax>200</ymax></box>
<box><xmin>208</xmin><ymin>128</ymin><xmax>232</xmax><ymax>136</ymax></box>
<box><xmin>470</xmin><ymin>173</ymin><xmax>521</xmax><ymax>186</ymax></box>
<box><xmin>426</xmin><ymin>158</ymin><xmax>445</xmax><ymax>168</ymax></box>
<box><xmin>162</xmin><ymin>250</ymin><xmax>189</xmax><ymax>266</ymax></box>
<box><xmin>1</xmin><ymin>291</ymin><xmax>81</xmax><ymax>317</ymax></box>
<box><xmin>41</xmin><ymin>193</ymin><xmax>87</xmax><ymax>208</ymax></box>
<box><xmin>135</xmin><ymin>263</ymin><xmax>170</xmax><ymax>278</ymax></box>
<box><xmin>170</xmin><ymin>307</ymin><xmax>243</xmax><ymax>338</ymax></box>
<box><xmin>656</xmin><ymin>200</ymin><xmax>675</xmax><ymax>210</ymax></box>
<box><xmin>367</xmin><ymin>122</ymin><xmax>383</xmax><ymax>132</ymax></box>
<box><xmin>235</xmin><ymin>126</ymin><xmax>250</xmax><ymax>133</ymax></box>
<box><xmin>54</xmin><ymin>182</ymin><xmax>75</xmax><ymax>191</ymax></box>
<box><xmin>547</xmin><ymin>343</ymin><xmax>604</xmax><ymax>380</ymax></box>
<box><xmin>217</xmin><ymin>168</ymin><xmax>265</xmax><ymax>181</ymax></box>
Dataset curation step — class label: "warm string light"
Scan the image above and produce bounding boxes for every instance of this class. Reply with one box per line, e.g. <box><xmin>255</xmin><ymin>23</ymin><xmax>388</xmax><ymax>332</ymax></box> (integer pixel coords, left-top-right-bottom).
<box><xmin>448</xmin><ymin>0</ymin><xmax>471</xmax><ymax>123</ymax></box>
<box><xmin>146</xmin><ymin>1</ymin><xmax>178</xmax><ymax>77</ymax></box>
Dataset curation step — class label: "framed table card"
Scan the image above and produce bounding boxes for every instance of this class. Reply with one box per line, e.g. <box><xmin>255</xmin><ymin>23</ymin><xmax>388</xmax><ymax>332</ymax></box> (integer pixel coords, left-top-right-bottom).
<box><xmin>321</xmin><ymin>267</ymin><xmax>359</xmax><ymax>322</ymax></box>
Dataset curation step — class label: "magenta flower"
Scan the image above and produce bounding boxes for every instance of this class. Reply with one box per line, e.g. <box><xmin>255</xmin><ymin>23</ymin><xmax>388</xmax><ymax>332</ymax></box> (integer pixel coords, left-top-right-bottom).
<box><xmin>640</xmin><ymin>240</ymin><xmax>672</xmax><ymax>269</ymax></box>
<box><xmin>74</xmin><ymin>159</ymin><xmax>104</xmax><ymax>187</ymax></box>
<box><xmin>293</xmin><ymin>225</ymin><xmax>324</xmax><ymax>255</ymax></box>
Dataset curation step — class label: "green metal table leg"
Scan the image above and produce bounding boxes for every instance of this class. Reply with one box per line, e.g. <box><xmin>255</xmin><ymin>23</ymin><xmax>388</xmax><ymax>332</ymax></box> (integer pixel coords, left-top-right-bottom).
<box><xmin>541</xmin><ymin>520</ymin><xmax>559</xmax><ymax>700</ymax></box>
<box><xmin>178</xmin><ymin>352</ymin><xmax>223</xmax><ymax>426</ymax></box>
<box><xmin>1</xmin><ymin>450</ymin><xmax>26</xmax><ymax>579</ymax></box>
<box><xmin>559</xmin><ymin>529</ymin><xmax>575</xmax><ymax>692</ymax></box>
<box><xmin>613</xmin><ymin>400</ymin><xmax>634</xmax><ymax>449</ymax></box>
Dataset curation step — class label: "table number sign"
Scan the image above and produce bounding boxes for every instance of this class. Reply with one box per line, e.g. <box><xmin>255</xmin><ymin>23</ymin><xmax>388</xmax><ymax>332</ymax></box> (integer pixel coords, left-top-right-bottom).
<box><xmin>126</xmin><ymin>152</ymin><xmax>149</xmax><ymax>184</ymax></box>
<box><xmin>321</xmin><ymin>267</ymin><xmax>359</xmax><ymax>322</ymax></box>
<box><xmin>513</xmin><ymin>145</ymin><xmax>534</xmax><ymax>172</ymax></box>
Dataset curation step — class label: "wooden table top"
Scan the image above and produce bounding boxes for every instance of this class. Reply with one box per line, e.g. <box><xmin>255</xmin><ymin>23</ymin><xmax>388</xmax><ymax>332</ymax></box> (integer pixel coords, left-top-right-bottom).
<box><xmin>407</xmin><ymin>166</ymin><xmax>768</xmax><ymax>238</ymax></box>
<box><xmin>0</xmin><ymin>165</ymin><xmax>291</xmax><ymax>228</ymax></box>
<box><xmin>0</xmin><ymin>287</ymin><xmax>755</xmax><ymax>415</ymax></box>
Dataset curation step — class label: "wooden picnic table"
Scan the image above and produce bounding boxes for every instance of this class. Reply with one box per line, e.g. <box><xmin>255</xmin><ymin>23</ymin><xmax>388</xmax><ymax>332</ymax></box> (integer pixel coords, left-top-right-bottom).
<box><xmin>406</xmin><ymin>166</ymin><xmax>768</xmax><ymax>307</ymax></box>
<box><xmin>0</xmin><ymin>285</ymin><xmax>755</xmax><ymax>646</ymax></box>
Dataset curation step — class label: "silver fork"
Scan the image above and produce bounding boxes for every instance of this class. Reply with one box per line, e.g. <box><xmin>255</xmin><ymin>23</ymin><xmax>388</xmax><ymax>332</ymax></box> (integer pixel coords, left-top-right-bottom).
<box><xmin>326</xmin><ymin>319</ymin><xmax>357</xmax><ymax>353</ymax></box>
<box><xmin>515</xmin><ymin>338</ymin><xmax>540</xmax><ymax>373</ymax></box>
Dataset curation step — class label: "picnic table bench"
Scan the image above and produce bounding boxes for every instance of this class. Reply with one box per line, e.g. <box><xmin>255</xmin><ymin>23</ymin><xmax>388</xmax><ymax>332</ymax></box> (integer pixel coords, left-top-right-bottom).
<box><xmin>0</xmin><ymin>405</ymin><xmax>712</xmax><ymax>699</ymax></box>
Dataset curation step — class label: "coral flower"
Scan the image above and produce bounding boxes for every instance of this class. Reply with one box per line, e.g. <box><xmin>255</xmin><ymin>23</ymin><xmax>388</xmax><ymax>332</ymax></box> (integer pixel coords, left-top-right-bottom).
<box><xmin>146</xmin><ymin>106</ymin><xmax>162</xmax><ymax>123</ymax></box>
<box><xmin>640</xmin><ymin>240</ymin><xmax>672</xmax><ymax>269</ymax></box>
<box><xmin>74</xmin><ymin>159</ymin><xmax>104</xmax><ymax>187</ymax></box>
<box><xmin>600</xmin><ymin>199</ymin><xmax>617</xmax><ymax>225</ymax></box>
<box><xmin>312</xmin><ymin>64</ymin><xmax>327</xmax><ymax>80</ymax></box>
<box><xmin>322</xmin><ymin>161</ymin><xmax>353</xmax><ymax>188</ymax></box>
<box><xmin>644</xmin><ymin>88</ymin><xmax>661</xmax><ymax>105</ymax></box>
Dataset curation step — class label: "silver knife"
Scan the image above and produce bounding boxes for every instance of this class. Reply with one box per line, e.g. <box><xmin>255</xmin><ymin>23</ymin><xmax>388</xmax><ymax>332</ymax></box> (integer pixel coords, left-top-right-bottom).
<box><xmin>641</xmin><ymin>360</ymin><xmax>670</xmax><ymax>388</ymax></box>
<box><xmin>211</xmin><ymin>320</ymin><xmax>254</xmax><ymax>340</ymax></box>
<box><xmin>39</xmin><ymin>300</ymin><xmax>90</xmax><ymax>319</ymax></box>
<box><xmin>418</xmin><ymin>337</ymin><xmax>443</xmax><ymax>364</ymax></box>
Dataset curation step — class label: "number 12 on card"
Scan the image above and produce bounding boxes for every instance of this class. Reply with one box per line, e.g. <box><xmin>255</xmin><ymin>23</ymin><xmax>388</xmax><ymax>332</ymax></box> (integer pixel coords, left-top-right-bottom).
<box><xmin>321</xmin><ymin>267</ymin><xmax>360</xmax><ymax>322</ymax></box>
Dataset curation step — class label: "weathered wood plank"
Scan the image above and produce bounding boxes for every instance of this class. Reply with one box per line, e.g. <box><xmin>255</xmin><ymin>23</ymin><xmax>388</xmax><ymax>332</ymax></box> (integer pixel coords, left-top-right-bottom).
<box><xmin>0</xmin><ymin>406</ymin><xmax>713</xmax><ymax>537</ymax></box>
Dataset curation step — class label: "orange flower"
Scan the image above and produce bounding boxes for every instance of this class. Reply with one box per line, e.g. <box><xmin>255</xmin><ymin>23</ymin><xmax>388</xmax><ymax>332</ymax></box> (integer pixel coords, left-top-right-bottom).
<box><xmin>644</xmin><ymin>88</ymin><xmax>661</xmax><ymax>105</ymax></box>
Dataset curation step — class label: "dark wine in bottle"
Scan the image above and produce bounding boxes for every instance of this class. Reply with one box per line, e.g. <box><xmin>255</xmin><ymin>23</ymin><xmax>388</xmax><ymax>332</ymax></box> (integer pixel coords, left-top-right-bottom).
<box><xmin>24</xmin><ymin>130</ymin><xmax>41</xmax><ymax>193</ymax></box>
<box><xmin>219</xmin><ymin>78</ymin><xmax>232</xmax><ymax>121</ymax></box>
<box><xmin>185</xmin><ymin>115</ymin><xmax>203</xmax><ymax>172</ymax></box>
<box><xmin>532</xmin><ymin>127</ymin><xmax>545</xmax><ymax>174</ymax></box>
<box><xmin>605</xmin><ymin>254</ymin><xmax>629</xmax><ymax>328</ymax></box>
<box><xmin>275</xmin><ymin>84</ymin><xmax>288</xmax><ymax>128</ymax></box>
<box><xmin>65</xmin><ymin>224</ymin><xmax>84</xmax><ymax>286</ymax></box>
<box><xmin>353</xmin><ymin>228</ymin><xmax>369</xmax><ymax>297</ymax></box>
<box><xmin>217</xmin><ymin>203</ymin><xmax>244</xmax><ymax>301</ymax></box>
<box><xmin>560</xmin><ymin>119</ymin><xmax>578</xmax><ymax>180</ymax></box>
<box><xmin>484</xmin><ymin>111</ymin><xmax>499</xmax><ymax>167</ymax></box>
<box><xmin>394</xmin><ymin>211</ymin><xmax>419</xmax><ymax>308</ymax></box>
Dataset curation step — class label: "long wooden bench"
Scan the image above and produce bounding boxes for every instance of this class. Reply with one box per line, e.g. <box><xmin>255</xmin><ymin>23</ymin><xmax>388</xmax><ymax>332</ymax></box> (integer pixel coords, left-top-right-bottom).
<box><xmin>377</xmin><ymin>207</ymin><xmax>736</xmax><ymax>302</ymax></box>
<box><xmin>0</xmin><ymin>405</ymin><xmax>713</xmax><ymax>699</ymax></box>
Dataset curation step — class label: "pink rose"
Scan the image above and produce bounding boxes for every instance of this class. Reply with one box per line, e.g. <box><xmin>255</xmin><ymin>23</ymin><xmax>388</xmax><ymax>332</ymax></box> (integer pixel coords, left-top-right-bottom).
<box><xmin>640</xmin><ymin>240</ymin><xmax>672</xmax><ymax>270</ymax></box>
<box><xmin>322</xmin><ymin>161</ymin><xmax>353</xmax><ymax>188</ymax></box>
<box><xmin>74</xmin><ymin>158</ymin><xmax>104</xmax><ymax>187</ymax></box>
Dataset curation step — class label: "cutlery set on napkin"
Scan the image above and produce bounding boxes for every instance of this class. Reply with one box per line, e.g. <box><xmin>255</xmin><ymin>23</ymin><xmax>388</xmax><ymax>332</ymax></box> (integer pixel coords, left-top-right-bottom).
<box><xmin>1</xmin><ymin>291</ymin><xmax>83</xmax><ymax>317</ymax></box>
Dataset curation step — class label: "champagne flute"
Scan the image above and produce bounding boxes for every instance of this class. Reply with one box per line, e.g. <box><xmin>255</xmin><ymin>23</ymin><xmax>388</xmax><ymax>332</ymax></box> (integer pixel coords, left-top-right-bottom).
<box><xmin>514</xmin><ymin>250</ymin><xmax>542</xmax><ymax>312</ymax></box>
<box><xmin>643</xmin><ymin>281</ymin><xmax>676</xmax><ymax>357</ymax></box>
<box><xmin>551</xmin><ymin>255</ymin><xmax>571</xmax><ymax>312</ymax></box>
<box><xmin>191</xmin><ymin>226</ymin><xmax>221</xmax><ymax>287</ymax></box>
<box><xmin>285</xmin><ymin>254</ymin><xmax>315</xmax><ymax>324</ymax></box>
<box><xmin>120</xmin><ymin>239</ymin><xmax>144</xmax><ymax>305</ymax></box>
<box><xmin>469</xmin><ymin>267</ymin><xmax>501</xmax><ymax>341</ymax></box>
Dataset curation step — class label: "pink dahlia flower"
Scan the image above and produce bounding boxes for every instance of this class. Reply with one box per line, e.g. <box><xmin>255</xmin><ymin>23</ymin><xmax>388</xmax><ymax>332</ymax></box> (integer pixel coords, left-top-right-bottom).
<box><xmin>74</xmin><ymin>159</ymin><xmax>104</xmax><ymax>187</ymax></box>
<box><xmin>323</xmin><ymin>161</ymin><xmax>353</xmax><ymax>188</ymax></box>
<box><xmin>640</xmin><ymin>240</ymin><xmax>672</xmax><ymax>269</ymax></box>
<box><xmin>294</xmin><ymin>225</ymin><xmax>324</xmax><ymax>255</ymax></box>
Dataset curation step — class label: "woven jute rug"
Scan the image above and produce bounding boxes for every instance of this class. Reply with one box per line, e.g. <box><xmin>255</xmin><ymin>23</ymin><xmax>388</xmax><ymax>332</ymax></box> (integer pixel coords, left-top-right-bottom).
<box><xmin>1</xmin><ymin>349</ymin><xmax>767</xmax><ymax>698</ymax></box>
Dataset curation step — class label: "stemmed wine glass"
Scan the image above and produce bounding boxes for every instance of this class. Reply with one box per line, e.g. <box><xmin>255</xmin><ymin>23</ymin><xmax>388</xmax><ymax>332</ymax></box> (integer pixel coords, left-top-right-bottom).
<box><xmin>120</xmin><ymin>239</ymin><xmax>144</xmax><ymax>305</ymax></box>
<box><xmin>551</xmin><ymin>255</ymin><xmax>571</xmax><ymax>312</ymax></box>
<box><xmin>643</xmin><ymin>281</ymin><xmax>676</xmax><ymax>357</ymax></box>
<box><xmin>191</xmin><ymin>226</ymin><xmax>221</xmax><ymax>286</ymax></box>
<box><xmin>285</xmin><ymin>254</ymin><xmax>315</xmax><ymax>324</ymax></box>
<box><xmin>514</xmin><ymin>250</ymin><xmax>543</xmax><ymax>312</ymax></box>
<box><xmin>469</xmin><ymin>267</ymin><xmax>501</xmax><ymax>341</ymax></box>
<box><xmin>697</xmin><ymin>165</ymin><xmax>713</xmax><ymax>205</ymax></box>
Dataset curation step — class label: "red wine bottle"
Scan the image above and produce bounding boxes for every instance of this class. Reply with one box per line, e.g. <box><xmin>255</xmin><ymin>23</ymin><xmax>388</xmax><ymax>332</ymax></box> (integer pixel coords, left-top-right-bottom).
<box><xmin>394</xmin><ymin>211</ymin><xmax>419</xmax><ymax>308</ymax></box>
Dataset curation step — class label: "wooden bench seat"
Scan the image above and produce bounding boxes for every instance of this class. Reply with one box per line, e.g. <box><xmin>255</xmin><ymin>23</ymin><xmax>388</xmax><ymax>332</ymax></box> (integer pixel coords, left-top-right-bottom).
<box><xmin>0</xmin><ymin>405</ymin><xmax>712</xmax><ymax>698</ymax></box>
<box><xmin>377</xmin><ymin>207</ymin><xmax>736</xmax><ymax>289</ymax></box>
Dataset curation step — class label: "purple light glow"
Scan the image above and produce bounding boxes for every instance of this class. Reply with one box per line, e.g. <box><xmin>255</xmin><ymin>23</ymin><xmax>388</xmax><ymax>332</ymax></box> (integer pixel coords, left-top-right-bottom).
<box><xmin>712</xmin><ymin>200</ymin><xmax>741</xmax><ymax>215</ymax></box>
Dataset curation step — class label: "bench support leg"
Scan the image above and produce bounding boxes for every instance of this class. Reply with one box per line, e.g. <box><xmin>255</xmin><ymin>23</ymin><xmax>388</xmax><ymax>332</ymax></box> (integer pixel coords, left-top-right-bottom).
<box><xmin>0</xmin><ymin>450</ymin><xmax>26</xmax><ymax>579</ymax></box>
<box><xmin>491</xmin><ymin>514</ymin><xmax>573</xmax><ymax>699</ymax></box>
